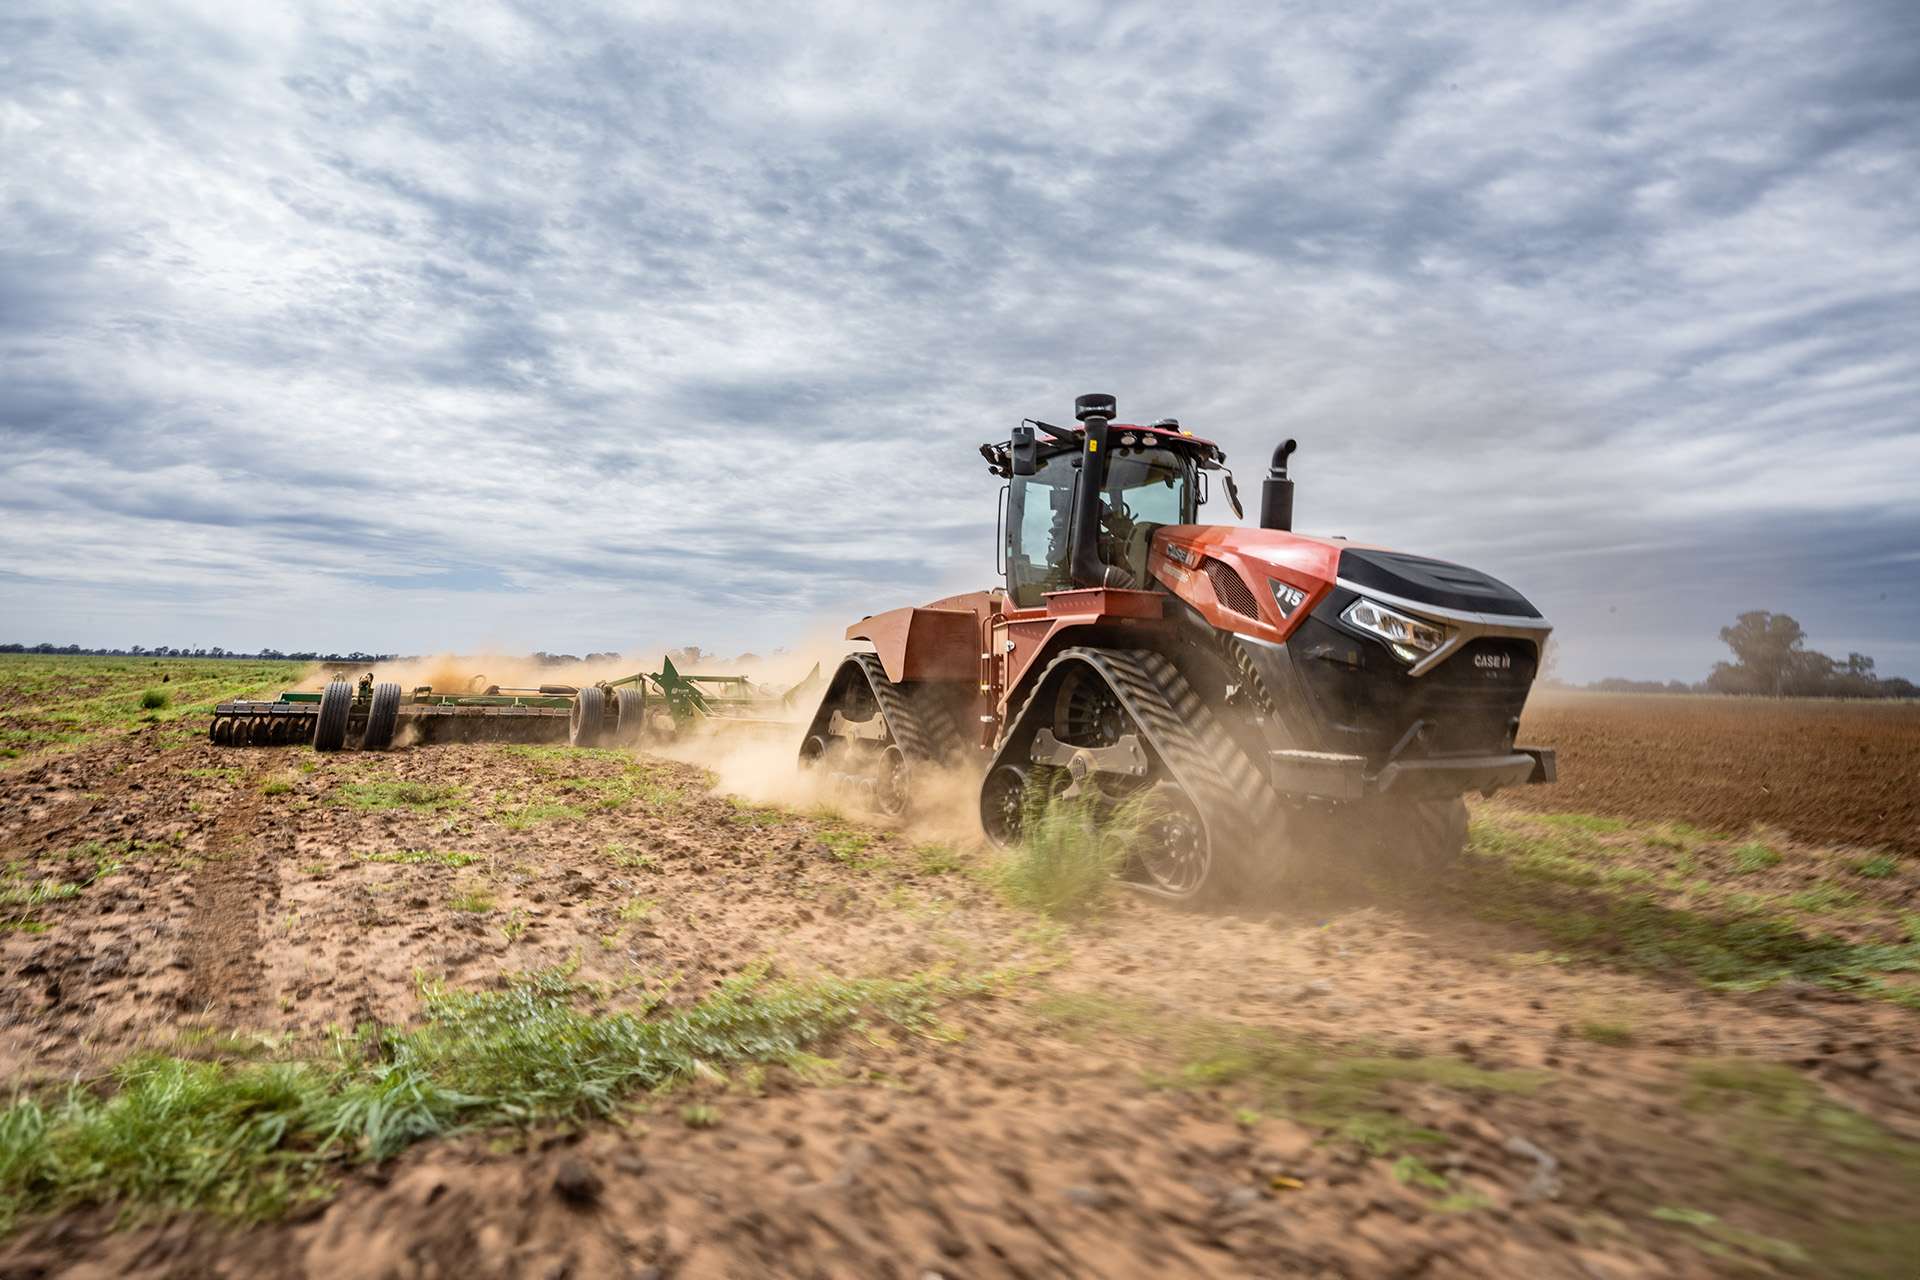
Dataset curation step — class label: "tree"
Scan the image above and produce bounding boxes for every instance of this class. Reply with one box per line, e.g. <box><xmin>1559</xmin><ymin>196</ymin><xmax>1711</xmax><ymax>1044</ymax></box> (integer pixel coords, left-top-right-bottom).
<box><xmin>1717</xmin><ymin>611</ymin><xmax>1807</xmax><ymax>696</ymax></box>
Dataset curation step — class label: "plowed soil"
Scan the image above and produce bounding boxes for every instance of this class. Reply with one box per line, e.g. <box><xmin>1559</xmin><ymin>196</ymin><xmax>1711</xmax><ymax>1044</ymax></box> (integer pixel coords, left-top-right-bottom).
<box><xmin>1511</xmin><ymin>692</ymin><xmax>1920</xmax><ymax>855</ymax></box>
<box><xmin>1</xmin><ymin>714</ymin><xmax>1917</xmax><ymax>1279</ymax></box>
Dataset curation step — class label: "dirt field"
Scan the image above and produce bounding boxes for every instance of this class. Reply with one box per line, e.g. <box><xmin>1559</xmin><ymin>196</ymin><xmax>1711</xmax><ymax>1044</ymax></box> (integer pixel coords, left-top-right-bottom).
<box><xmin>1513</xmin><ymin>691</ymin><xmax>1920</xmax><ymax>855</ymax></box>
<box><xmin>0</xmin><ymin>667</ymin><xmax>1917</xmax><ymax>1277</ymax></box>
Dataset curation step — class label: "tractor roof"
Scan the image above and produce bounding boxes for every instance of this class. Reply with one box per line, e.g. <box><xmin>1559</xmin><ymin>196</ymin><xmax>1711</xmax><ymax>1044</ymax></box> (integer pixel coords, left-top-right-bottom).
<box><xmin>979</xmin><ymin>419</ymin><xmax>1226</xmax><ymax>478</ymax></box>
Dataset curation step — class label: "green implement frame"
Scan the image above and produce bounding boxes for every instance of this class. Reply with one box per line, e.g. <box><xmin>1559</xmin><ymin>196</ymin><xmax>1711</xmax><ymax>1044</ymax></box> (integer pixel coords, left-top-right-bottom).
<box><xmin>210</xmin><ymin>657</ymin><xmax>822</xmax><ymax>752</ymax></box>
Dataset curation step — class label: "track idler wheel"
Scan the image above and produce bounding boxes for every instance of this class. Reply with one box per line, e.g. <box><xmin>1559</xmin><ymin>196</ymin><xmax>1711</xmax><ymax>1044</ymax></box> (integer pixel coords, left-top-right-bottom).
<box><xmin>979</xmin><ymin>764</ymin><xmax>1030</xmax><ymax>847</ymax></box>
<box><xmin>362</xmin><ymin>682</ymin><xmax>402</xmax><ymax>750</ymax></box>
<box><xmin>570</xmin><ymin>686</ymin><xmax>606</xmax><ymax>748</ymax></box>
<box><xmin>872</xmin><ymin>744</ymin><xmax>910</xmax><ymax>817</ymax></box>
<box><xmin>314</xmin><ymin>680</ymin><xmax>352</xmax><ymax>752</ymax></box>
<box><xmin>1133</xmin><ymin>782</ymin><xmax>1212</xmax><ymax>901</ymax></box>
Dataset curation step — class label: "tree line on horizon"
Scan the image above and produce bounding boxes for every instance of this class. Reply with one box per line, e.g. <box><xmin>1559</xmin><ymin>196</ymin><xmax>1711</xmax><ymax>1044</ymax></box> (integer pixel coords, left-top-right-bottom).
<box><xmin>0</xmin><ymin>643</ymin><xmax>756</xmax><ymax>670</ymax></box>
<box><xmin>1561</xmin><ymin>610</ymin><xmax>1917</xmax><ymax>698</ymax></box>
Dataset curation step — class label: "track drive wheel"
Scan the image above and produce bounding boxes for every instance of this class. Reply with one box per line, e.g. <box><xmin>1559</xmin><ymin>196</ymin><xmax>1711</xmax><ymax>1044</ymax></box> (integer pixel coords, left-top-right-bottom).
<box><xmin>613</xmin><ymin>688</ymin><xmax>646</xmax><ymax>745</ymax></box>
<box><xmin>314</xmin><ymin>681</ymin><xmax>352</xmax><ymax>752</ymax></box>
<box><xmin>362</xmin><ymin>682</ymin><xmax>402</xmax><ymax>750</ymax></box>
<box><xmin>570</xmin><ymin>686</ymin><xmax>606</xmax><ymax>748</ymax></box>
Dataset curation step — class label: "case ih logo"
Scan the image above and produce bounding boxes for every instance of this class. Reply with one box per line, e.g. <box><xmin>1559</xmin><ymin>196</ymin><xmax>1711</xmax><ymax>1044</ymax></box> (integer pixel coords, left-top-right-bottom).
<box><xmin>1164</xmin><ymin>544</ymin><xmax>1201</xmax><ymax>569</ymax></box>
<box><xmin>1474</xmin><ymin>652</ymin><xmax>1512</xmax><ymax>671</ymax></box>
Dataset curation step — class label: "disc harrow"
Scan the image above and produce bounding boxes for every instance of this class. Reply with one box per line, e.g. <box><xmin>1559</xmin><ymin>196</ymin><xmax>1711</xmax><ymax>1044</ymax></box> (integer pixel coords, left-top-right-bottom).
<box><xmin>212</xmin><ymin>657</ymin><xmax>822</xmax><ymax>753</ymax></box>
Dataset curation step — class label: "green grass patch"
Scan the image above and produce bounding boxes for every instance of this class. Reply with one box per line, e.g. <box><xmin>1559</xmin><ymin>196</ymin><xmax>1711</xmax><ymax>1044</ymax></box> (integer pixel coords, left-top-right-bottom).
<box><xmin>1733</xmin><ymin>841</ymin><xmax>1783</xmax><ymax>873</ymax></box>
<box><xmin>260</xmin><ymin>777</ymin><xmax>293</xmax><ymax>797</ymax></box>
<box><xmin>332</xmin><ymin>781</ymin><xmax>463</xmax><ymax>812</ymax></box>
<box><xmin>1466</xmin><ymin>812</ymin><xmax>1920</xmax><ymax>1005</ymax></box>
<box><xmin>1577</xmin><ymin>1020</ymin><xmax>1635</xmax><ymax>1047</ymax></box>
<box><xmin>448</xmin><ymin>889</ymin><xmax>494</xmax><ymax>914</ymax></box>
<box><xmin>1538</xmin><ymin>813</ymin><xmax>1630</xmax><ymax>835</ymax></box>
<box><xmin>1675</xmin><ymin>1059</ymin><xmax>1920</xmax><ymax>1275</ymax></box>
<box><xmin>1855</xmin><ymin>855</ymin><xmax>1898</xmax><ymax>879</ymax></box>
<box><xmin>992</xmin><ymin>784</ymin><xmax>1152</xmax><ymax>919</ymax></box>
<box><xmin>492</xmin><ymin>802</ymin><xmax>585</xmax><ymax>830</ymax></box>
<box><xmin>0</xmin><ymin>655</ymin><xmax>312</xmax><ymax>765</ymax></box>
<box><xmin>1038</xmin><ymin>992</ymin><xmax>1548</xmax><ymax>1156</ymax></box>
<box><xmin>354</xmin><ymin>850</ymin><xmax>480</xmax><ymax>867</ymax></box>
<box><xmin>0</xmin><ymin>965</ymin><xmax>983</xmax><ymax>1230</ymax></box>
<box><xmin>913</xmin><ymin>842</ymin><xmax>967</xmax><ymax>876</ymax></box>
<box><xmin>725</xmin><ymin>800</ymin><xmax>789</xmax><ymax>829</ymax></box>
<box><xmin>617</xmin><ymin>897</ymin><xmax>655</xmax><ymax>922</ymax></box>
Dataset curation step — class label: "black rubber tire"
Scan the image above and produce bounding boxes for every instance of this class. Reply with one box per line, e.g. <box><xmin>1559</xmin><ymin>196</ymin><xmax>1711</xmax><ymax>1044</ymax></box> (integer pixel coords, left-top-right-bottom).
<box><xmin>314</xmin><ymin>681</ymin><xmax>352</xmax><ymax>752</ymax></box>
<box><xmin>614</xmin><ymin>688</ymin><xmax>646</xmax><ymax>745</ymax></box>
<box><xmin>362</xmin><ymin>682</ymin><xmax>402</xmax><ymax>750</ymax></box>
<box><xmin>570</xmin><ymin>686</ymin><xmax>606</xmax><ymax>748</ymax></box>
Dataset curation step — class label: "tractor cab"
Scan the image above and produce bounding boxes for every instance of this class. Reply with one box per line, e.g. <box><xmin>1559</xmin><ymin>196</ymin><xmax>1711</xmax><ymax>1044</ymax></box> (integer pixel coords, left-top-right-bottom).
<box><xmin>984</xmin><ymin>408</ymin><xmax>1226</xmax><ymax>607</ymax></box>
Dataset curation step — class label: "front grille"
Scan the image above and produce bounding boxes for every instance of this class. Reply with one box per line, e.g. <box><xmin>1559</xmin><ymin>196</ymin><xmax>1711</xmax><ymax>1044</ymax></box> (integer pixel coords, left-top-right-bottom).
<box><xmin>1288</xmin><ymin>618</ymin><xmax>1537</xmax><ymax>764</ymax></box>
<box><xmin>1204</xmin><ymin>559</ymin><xmax>1261</xmax><ymax>619</ymax></box>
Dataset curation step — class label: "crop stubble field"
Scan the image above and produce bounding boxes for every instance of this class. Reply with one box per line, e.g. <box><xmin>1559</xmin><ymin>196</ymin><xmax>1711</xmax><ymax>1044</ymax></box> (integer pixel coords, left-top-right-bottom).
<box><xmin>0</xmin><ymin>655</ymin><xmax>1915</xmax><ymax>1278</ymax></box>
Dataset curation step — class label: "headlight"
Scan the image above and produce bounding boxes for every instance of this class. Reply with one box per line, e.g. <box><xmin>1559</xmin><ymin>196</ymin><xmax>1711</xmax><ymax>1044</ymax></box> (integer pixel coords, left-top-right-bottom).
<box><xmin>1340</xmin><ymin>597</ymin><xmax>1450</xmax><ymax>663</ymax></box>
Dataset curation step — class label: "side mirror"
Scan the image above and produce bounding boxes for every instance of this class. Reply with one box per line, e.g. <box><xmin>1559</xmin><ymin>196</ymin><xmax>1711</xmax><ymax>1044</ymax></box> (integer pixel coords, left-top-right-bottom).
<box><xmin>1221</xmin><ymin>471</ymin><xmax>1245</xmax><ymax>520</ymax></box>
<box><xmin>1010</xmin><ymin>424</ymin><xmax>1038</xmax><ymax>477</ymax></box>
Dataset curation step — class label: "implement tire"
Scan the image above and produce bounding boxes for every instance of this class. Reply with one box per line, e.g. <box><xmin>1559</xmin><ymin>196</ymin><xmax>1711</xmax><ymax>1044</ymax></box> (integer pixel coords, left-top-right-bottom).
<box><xmin>570</xmin><ymin>686</ymin><xmax>606</xmax><ymax>748</ymax></box>
<box><xmin>363</xmin><ymin>682</ymin><xmax>402</xmax><ymax>750</ymax></box>
<box><xmin>614</xmin><ymin>688</ymin><xmax>646</xmax><ymax>745</ymax></box>
<box><xmin>314</xmin><ymin>681</ymin><xmax>352</xmax><ymax>752</ymax></box>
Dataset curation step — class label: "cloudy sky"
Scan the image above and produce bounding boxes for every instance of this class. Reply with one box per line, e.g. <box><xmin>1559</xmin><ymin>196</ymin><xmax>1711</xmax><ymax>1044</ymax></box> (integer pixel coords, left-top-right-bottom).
<box><xmin>2</xmin><ymin>0</ymin><xmax>1915</xmax><ymax>681</ymax></box>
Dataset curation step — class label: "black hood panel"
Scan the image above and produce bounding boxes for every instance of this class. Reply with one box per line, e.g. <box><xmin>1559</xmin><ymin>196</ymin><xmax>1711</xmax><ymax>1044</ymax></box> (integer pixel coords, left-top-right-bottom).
<box><xmin>1337</xmin><ymin>549</ymin><xmax>1540</xmax><ymax>618</ymax></box>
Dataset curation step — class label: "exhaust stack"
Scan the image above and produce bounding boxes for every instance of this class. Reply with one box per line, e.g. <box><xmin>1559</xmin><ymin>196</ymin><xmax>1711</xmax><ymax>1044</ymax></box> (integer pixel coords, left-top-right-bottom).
<box><xmin>1261</xmin><ymin>439</ymin><xmax>1298</xmax><ymax>532</ymax></box>
<box><xmin>1067</xmin><ymin>392</ymin><xmax>1131</xmax><ymax>589</ymax></box>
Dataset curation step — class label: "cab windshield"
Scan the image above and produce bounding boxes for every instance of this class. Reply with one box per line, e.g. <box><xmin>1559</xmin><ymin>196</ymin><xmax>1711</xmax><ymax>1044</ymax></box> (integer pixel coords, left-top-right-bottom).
<box><xmin>1005</xmin><ymin>445</ymin><xmax>1194</xmax><ymax>606</ymax></box>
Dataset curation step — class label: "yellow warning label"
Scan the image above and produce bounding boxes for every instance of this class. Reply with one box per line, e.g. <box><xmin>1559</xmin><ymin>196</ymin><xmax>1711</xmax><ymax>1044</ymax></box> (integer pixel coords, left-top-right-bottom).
<box><xmin>1087</xmin><ymin>439</ymin><xmax>1098</xmax><ymax>452</ymax></box>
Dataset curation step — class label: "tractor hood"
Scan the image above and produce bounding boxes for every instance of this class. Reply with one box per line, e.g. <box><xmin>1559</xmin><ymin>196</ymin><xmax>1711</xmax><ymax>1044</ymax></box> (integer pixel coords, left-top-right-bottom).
<box><xmin>1148</xmin><ymin>524</ymin><xmax>1547</xmax><ymax>658</ymax></box>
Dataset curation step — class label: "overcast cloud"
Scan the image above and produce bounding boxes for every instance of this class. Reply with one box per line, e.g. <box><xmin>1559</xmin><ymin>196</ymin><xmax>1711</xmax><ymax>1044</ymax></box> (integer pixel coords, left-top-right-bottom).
<box><xmin>2</xmin><ymin>0</ymin><xmax>1916</xmax><ymax>681</ymax></box>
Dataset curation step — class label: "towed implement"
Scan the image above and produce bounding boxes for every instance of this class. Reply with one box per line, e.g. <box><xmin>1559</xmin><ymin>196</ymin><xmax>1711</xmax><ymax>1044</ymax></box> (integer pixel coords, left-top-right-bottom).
<box><xmin>799</xmin><ymin>393</ymin><xmax>1557</xmax><ymax>903</ymax></box>
<box><xmin>212</xmin><ymin>657</ymin><xmax>818</xmax><ymax>752</ymax></box>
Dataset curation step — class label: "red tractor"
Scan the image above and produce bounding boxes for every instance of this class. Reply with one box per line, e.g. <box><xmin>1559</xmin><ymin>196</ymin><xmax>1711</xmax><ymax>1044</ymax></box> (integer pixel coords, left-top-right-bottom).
<box><xmin>799</xmin><ymin>394</ymin><xmax>1555</xmax><ymax>903</ymax></box>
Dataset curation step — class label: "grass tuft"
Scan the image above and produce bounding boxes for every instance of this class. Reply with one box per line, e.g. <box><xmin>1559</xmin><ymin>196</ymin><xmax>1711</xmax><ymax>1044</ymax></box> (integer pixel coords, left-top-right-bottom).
<box><xmin>355</xmin><ymin>850</ymin><xmax>480</xmax><ymax>867</ymax></box>
<box><xmin>994</xmin><ymin>781</ymin><xmax>1151</xmax><ymax>919</ymax></box>
<box><xmin>332</xmin><ymin>781</ymin><xmax>463</xmax><ymax>812</ymax></box>
<box><xmin>138</xmin><ymin>689</ymin><xmax>169</xmax><ymax>711</ymax></box>
<box><xmin>0</xmin><ymin>965</ymin><xmax>984</xmax><ymax>1230</ymax></box>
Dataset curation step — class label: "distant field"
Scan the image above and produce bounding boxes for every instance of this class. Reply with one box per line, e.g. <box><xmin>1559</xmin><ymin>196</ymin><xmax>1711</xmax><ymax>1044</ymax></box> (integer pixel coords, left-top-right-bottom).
<box><xmin>0</xmin><ymin>654</ymin><xmax>311</xmax><ymax>764</ymax></box>
<box><xmin>1514</xmin><ymin>691</ymin><xmax>1920</xmax><ymax>854</ymax></box>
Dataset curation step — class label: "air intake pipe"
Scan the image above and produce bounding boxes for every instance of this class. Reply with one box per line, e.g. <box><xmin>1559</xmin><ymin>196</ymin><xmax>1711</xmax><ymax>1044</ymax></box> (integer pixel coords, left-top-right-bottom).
<box><xmin>1261</xmin><ymin>439</ymin><xmax>1298</xmax><ymax>532</ymax></box>
<box><xmin>1066</xmin><ymin>392</ymin><xmax>1134</xmax><ymax>589</ymax></box>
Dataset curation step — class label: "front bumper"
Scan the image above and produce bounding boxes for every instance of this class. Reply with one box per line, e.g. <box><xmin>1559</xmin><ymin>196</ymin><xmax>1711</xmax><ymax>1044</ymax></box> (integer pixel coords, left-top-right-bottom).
<box><xmin>1269</xmin><ymin>747</ymin><xmax>1556</xmax><ymax>802</ymax></box>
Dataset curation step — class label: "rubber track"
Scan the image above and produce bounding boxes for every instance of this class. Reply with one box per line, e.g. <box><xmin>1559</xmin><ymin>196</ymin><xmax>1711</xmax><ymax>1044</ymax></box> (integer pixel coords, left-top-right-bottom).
<box><xmin>987</xmin><ymin>647</ymin><xmax>1282</xmax><ymax>902</ymax></box>
<box><xmin>848</xmin><ymin>653</ymin><xmax>942</xmax><ymax>763</ymax></box>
